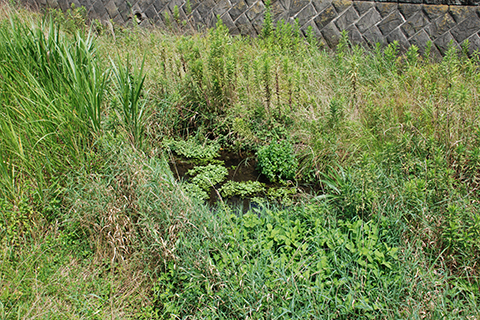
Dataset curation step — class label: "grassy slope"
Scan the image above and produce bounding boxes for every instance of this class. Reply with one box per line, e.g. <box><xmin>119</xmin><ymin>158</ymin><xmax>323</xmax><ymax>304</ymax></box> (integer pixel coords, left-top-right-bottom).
<box><xmin>0</xmin><ymin>2</ymin><xmax>479</xmax><ymax>318</ymax></box>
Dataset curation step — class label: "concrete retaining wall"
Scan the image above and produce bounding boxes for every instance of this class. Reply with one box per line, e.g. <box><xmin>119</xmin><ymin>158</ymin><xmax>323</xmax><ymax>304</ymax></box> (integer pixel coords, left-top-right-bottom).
<box><xmin>20</xmin><ymin>0</ymin><xmax>480</xmax><ymax>55</ymax></box>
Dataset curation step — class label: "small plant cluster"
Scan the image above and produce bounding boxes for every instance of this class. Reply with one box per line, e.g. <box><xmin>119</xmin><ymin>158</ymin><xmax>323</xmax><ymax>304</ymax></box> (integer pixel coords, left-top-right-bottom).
<box><xmin>182</xmin><ymin>182</ymin><xmax>209</xmax><ymax>201</ymax></box>
<box><xmin>164</xmin><ymin>137</ymin><xmax>220</xmax><ymax>161</ymax></box>
<box><xmin>219</xmin><ymin>180</ymin><xmax>265</xmax><ymax>198</ymax></box>
<box><xmin>257</xmin><ymin>140</ymin><xmax>298</xmax><ymax>182</ymax></box>
<box><xmin>47</xmin><ymin>4</ymin><xmax>89</xmax><ymax>34</ymax></box>
<box><xmin>0</xmin><ymin>198</ymin><xmax>33</xmax><ymax>245</ymax></box>
<box><xmin>266</xmin><ymin>186</ymin><xmax>297</xmax><ymax>205</ymax></box>
<box><xmin>187</xmin><ymin>164</ymin><xmax>228</xmax><ymax>191</ymax></box>
<box><xmin>441</xmin><ymin>203</ymin><xmax>480</xmax><ymax>282</ymax></box>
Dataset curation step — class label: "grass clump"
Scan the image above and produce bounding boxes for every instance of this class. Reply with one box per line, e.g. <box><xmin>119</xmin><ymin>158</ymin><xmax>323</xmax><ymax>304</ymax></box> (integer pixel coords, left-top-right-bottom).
<box><xmin>0</xmin><ymin>16</ymin><xmax>108</xmax><ymax>200</ymax></box>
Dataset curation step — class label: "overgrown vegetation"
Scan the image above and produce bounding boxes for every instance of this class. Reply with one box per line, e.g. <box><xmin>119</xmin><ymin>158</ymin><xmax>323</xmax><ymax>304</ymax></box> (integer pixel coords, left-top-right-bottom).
<box><xmin>0</xmin><ymin>2</ymin><xmax>479</xmax><ymax>318</ymax></box>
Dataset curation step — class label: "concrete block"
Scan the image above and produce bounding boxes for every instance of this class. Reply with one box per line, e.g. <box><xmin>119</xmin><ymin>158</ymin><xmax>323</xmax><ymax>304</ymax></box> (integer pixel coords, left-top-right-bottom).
<box><xmin>301</xmin><ymin>19</ymin><xmax>323</xmax><ymax>39</ymax></box>
<box><xmin>426</xmin><ymin>12</ymin><xmax>456</xmax><ymax>40</ymax></box>
<box><xmin>398</xmin><ymin>3</ymin><xmax>422</xmax><ymax>20</ymax></box>
<box><xmin>362</xmin><ymin>25</ymin><xmax>384</xmax><ymax>46</ymax></box>
<box><xmin>92</xmin><ymin>0</ymin><xmax>107</xmax><ymax>18</ymax></box>
<box><xmin>228</xmin><ymin>0</ymin><xmax>247</xmax><ymax>21</ymax></box>
<box><xmin>335</xmin><ymin>6</ymin><xmax>359</xmax><ymax>30</ymax></box>
<box><xmin>271</xmin><ymin>0</ymin><xmax>287</xmax><ymax>20</ymax></box>
<box><xmin>246</xmin><ymin>0</ymin><xmax>265</xmax><ymax>20</ymax></box>
<box><xmin>235</xmin><ymin>12</ymin><xmax>257</xmax><ymax>35</ymax></box>
<box><xmin>105</xmin><ymin>0</ymin><xmax>118</xmax><ymax>17</ymax></box>
<box><xmin>450</xmin><ymin>12</ymin><xmax>480</xmax><ymax>43</ymax></box>
<box><xmin>167</xmin><ymin>0</ymin><xmax>183</xmax><ymax>12</ymax></box>
<box><xmin>377</xmin><ymin>11</ymin><xmax>405</xmax><ymax>35</ymax></box>
<box><xmin>251</xmin><ymin>11</ymin><xmax>265</xmax><ymax>33</ymax></box>
<box><xmin>188</xmin><ymin>0</ymin><xmax>202</xmax><ymax>11</ymax></box>
<box><xmin>213</xmin><ymin>0</ymin><xmax>231</xmax><ymax>16</ymax></box>
<box><xmin>449</xmin><ymin>6</ymin><xmax>473</xmax><ymax>23</ymax></box>
<box><xmin>386</xmin><ymin>27</ymin><xmax>410</xmax><ymax>51</ymax></box>
<box><xmin>280</xmin><ymin>0</ymin><xmax>290</xmax><ymax>11</ymax></box>
<box><xmin>289</xmin><ymin>0</ymin><xmax>310</xmax><ymax>16</ymax></box>
<box><xmin>312</xmin><ymin>0</ymin><xmax>331</xmax><ymax>15</ymax></box>
<box><xmin>434</xmin><ymin>31</ymin><xmax>460</xmax><ymax>54</ymax></box>
<box><xmin>313</xmin><ymin>5</ymin><xmax>338</xmax><ymax>30</ymax></box>
<box><xmin>345</xmin><ymin>24</ymin><xmax>364</xmax><ymax>44</ymax></box>
<box><xmin>422</xmin><ymin>4</ymin><xmax>448</xmax><ymax>21</ymax></box>
<box><xmin>321</xmin><ymin>21</ymin><xmax>341</xmax><ymax>48</ymax></box>
<box><xmin>376</xmin><ymin>2</ymin><xmax>397</xmax><ymax>18</ymax></box>
<box><xmin>408</xmin><ymin>28</ymin><xmax>437</xmax><ymax>56</ymax></box>
<box><xmin>144</xmin><ymin>3</ymin><xmax>157</xmax><ymax>19</ymax></box>
<box><xmin>401</xmin><ymin>11</ymin><xmax>429</xmax><ymax>38</ymax></box>
<box><xmin>356</xmin><ymin>7</ymin><xmax>381</xmax><ymax>33</ymax></box>
<box><xmin>220</xmin><ymin>11</ymin><xmax>240</xmax><ymax>34</ymax></box>
<box><xmin>331</xmin><ymin>0</ymin><xmax>351</xmax><ymax>14</ymax></box>
<box><xmin>153</xmin><ymin>0</ymin><xmax>169</xmax><ymax>11</ymax></box>
<box><xmin>295</xmin><ymin>3</ymin><xmax>317</xmax><ymax>27</ymax></box>
<box><xmin>353</xmin><ymin>1</ymin><xmax>374</xmax><ymax>16</ymax></box>
<box><xmin>465</xmin><ymin>33</ymin><xmax>480</xmax><ymax>56</ymax></box>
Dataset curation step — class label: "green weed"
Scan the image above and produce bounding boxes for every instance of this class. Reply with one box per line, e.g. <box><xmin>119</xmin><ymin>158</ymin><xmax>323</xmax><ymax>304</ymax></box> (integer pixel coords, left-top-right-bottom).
<box><xmin>219</xmin><ymin>180</ymin><xmax>265</xmax><ymax>198</ymax></box>
<box><xmin>187</xmin><ymin>164</ymin><xmax>228</xmax><ymax>191</ymax></box>
<box><xmin>257</xmin><ymin>140</ymin><xmax>298</xmax><ymax>182</ymax></box>
<box><xmin>164</xmin><ymin>136</ymin><xmax>220</xmax><ymax>161</ymax></box>
<box><xmin>151</xmin><ymin>204</ymin><xmax>403</xmax><ymax>318</ymax></box>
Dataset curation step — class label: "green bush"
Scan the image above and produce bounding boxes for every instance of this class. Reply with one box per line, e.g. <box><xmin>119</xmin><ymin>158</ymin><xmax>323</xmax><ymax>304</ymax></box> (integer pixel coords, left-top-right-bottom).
<box><xmin>257</xmin><ymin>140</ymin><xmax>298</xmax><ymax>182</ymax></box>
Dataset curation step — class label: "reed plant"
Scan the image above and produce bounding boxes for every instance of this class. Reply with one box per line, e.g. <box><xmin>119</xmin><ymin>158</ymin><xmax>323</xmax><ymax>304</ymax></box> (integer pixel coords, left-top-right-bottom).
<box><xmin>0</xmin><ymin>16</ymin><xmax>107</xmax><ymax>200</ymax></box>
<box><xmin>111</xmin><ymin>56</ymin><xmax>148</xmax><ymax>149</ymax></box>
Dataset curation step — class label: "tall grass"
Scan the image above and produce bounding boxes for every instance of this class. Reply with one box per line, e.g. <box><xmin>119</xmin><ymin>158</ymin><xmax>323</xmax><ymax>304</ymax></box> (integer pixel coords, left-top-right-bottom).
<box><xmin>111</xmin><ymin>56</ymin><xmax>148</xmax><ymax>149</ymax></box>
<box><xmin>0</xmin><ymin>15</ymin><xmax>108</xmax><ymax>200</ymax></box>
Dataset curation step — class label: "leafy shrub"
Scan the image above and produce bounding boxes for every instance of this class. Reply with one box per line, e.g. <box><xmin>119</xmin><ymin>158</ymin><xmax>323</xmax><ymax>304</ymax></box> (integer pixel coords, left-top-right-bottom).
<box><xmin>257</xmin><ymin>140</ymin><xmax>298</xmax><ymax>182</ymax></box>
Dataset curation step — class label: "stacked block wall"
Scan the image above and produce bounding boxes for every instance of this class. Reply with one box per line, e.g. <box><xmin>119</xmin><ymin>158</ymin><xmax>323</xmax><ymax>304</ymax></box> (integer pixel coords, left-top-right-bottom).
<box><xmin>20</xmin><ymin>0</ymin><xmax>480</xmax><ymax>54</ymax></box>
